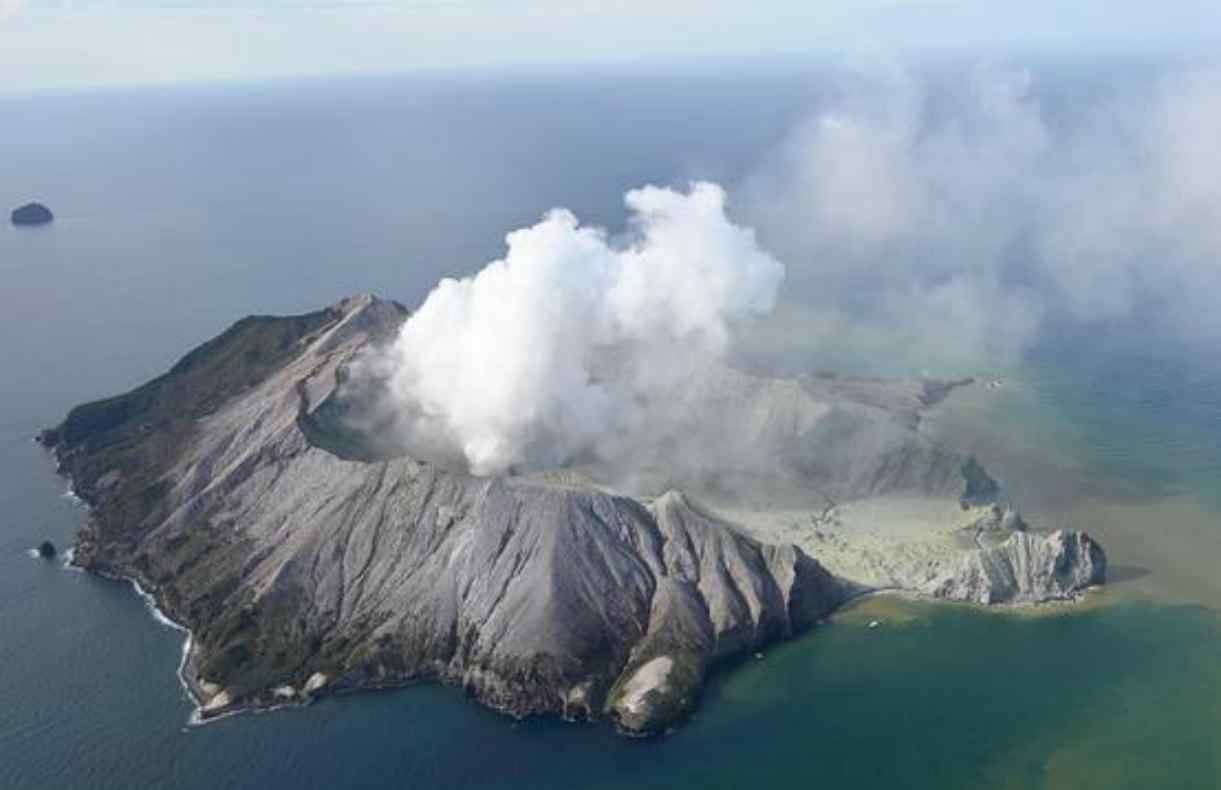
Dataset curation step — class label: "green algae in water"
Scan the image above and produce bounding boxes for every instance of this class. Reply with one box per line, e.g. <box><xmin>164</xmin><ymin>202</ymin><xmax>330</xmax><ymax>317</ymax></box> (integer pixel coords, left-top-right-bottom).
<box><xmin>357</xmin><ymin>597</ymin><xmax>1219</xmax><ymax>790</ymax></box>
<box><xmin>616</xmin><ymin>599</ymin><xmax>1221</xmax><ymax>790</ymax></box>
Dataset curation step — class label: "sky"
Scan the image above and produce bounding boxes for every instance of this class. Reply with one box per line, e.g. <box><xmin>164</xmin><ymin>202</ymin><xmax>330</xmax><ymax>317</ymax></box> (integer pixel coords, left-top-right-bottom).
<box><xmin>2</xmin><ymin>0</ymin><xmax>1219</xmax><ymax>92</ymax></box>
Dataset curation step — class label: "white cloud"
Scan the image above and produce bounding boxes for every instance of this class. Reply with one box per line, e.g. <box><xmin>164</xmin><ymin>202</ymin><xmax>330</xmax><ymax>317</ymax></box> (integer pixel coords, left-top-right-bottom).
<box><xmin>739</xmin><ymin>61</ymin><xmax>1221</xmax><ymax>371</ymax></box>
<box><xmin>0</xmin><ymin>0</ymin><xmax>24</xmax><ymax>21</ymax></box>
<box><xmin>3</xmin><ymin>1</ymin><xmax>1219</xmax><ymax>91</ymax></box>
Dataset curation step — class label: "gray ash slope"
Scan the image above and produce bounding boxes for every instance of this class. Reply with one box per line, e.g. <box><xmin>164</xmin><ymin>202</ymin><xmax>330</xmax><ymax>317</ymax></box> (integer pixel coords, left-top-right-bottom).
<box><xmin>40</xmin><ymin>295</ymin><xmax>1104</xmax><ymax>734</ymax></box>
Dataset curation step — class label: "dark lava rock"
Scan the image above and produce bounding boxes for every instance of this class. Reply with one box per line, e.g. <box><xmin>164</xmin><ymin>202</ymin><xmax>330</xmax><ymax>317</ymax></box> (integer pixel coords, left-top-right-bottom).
<box><xmin>11</xmin><ymin>203</ymin><xmax>54</xmax><ymax>226</ymax></box>
<box><xmin>35</xmin><ymin>428</ymin><xmax>61</xmax><ymax>448</ymax></box>
<box><xmin>959</xmin><ymin>456</ymin><xmax>1001</xmax><ymax>508</ymax></box>
<box><xmin>37</xmin><ymin>541</ymin><xmax>56</xmax><ymax>559</ymax></box>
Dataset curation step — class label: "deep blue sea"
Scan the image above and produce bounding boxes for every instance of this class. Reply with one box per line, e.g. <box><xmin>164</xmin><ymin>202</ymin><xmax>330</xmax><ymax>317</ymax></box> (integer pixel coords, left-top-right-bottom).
<box><xmin>2</xmin><ymin>68</ymin><xmax>1220</xmax><ymax>789</ymax></box>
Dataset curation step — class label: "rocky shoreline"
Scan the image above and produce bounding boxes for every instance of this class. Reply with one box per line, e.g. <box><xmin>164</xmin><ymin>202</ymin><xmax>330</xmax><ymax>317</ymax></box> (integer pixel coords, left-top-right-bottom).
<box><xmin>57</xmin><ymin>521</ymin><xmax>1105</xmax><ymax>731</ymax></box>
<box><xmin>39</xmin><ymin>294</ymin><xmax>1106</xmax><ymax>735</ymax></box>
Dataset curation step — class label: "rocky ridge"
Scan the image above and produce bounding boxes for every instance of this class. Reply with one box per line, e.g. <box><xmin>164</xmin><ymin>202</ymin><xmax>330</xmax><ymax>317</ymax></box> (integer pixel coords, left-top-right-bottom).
<box><xmin>924</xmin><ymin>527</ymin><xmax>1107</xmax><ymax>604</ymax></box>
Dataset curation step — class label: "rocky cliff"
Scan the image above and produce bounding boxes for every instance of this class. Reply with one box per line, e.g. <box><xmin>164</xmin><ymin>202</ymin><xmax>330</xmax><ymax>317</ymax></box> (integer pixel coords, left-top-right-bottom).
<box><xmin>924</xmin><ymin>529</ymin><xmax>1107</xmax><ymax>604</ymax></box>
<box><xmin>40</xmin><ymin>294</ymin><xmax>1105</xmax><ymax>734</ymax></box>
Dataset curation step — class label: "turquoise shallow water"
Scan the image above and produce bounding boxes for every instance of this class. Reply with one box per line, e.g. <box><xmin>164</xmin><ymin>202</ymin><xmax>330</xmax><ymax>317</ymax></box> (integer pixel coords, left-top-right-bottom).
<box><xmin>2</xmin><ymin>71</ymin><xmax>1221</xmax><ymax>789</ymax></box>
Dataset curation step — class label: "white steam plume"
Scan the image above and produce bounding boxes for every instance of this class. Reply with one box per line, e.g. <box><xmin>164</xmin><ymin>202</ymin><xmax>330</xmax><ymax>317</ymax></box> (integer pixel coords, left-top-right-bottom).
<box><xmin>364</xmin><ymin>59</ymin><xmax>1221</xmax><ymax>482</ymax></box>
<box><xmin>382</xmin><ymin>182</ymin><xmax>784</xmax><ymax>476</ymax></box>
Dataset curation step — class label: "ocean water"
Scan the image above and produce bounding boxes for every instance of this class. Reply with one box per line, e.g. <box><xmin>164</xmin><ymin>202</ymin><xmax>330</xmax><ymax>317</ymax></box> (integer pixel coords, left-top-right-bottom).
<box><xmin>2</xmin><ymin>69</ymin><xmax>1221</xmax><ymax>789</ymax></box>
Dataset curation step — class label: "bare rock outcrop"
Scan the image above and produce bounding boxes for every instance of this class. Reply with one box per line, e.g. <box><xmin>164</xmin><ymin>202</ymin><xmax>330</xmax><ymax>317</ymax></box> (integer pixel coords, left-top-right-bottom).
<box><xmin>924</xmin><ymin>529</ymin><xmax>1106</xmax><ymax>604</ymax></box>
<box><xmin>11</xmin><ymin>202</ymin><xmax>53</xmax><ymax>226</ymax></box>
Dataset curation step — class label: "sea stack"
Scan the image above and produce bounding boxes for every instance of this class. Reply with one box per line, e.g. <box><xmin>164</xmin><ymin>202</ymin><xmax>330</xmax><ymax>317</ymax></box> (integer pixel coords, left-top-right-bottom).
<box><xmin>11</xmin><ymin>203</ymin><xmax>54</xmax><ymax>226</ymax></box>
<box><xmin>37</xmin><ymin>541</ymin><xmax>56</xmax><ymax>559</ymax></box>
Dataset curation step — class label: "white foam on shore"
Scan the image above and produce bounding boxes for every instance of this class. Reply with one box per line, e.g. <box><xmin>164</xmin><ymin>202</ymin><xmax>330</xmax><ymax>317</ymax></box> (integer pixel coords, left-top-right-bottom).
<box><xmin>45</xmin><ymin>460</ymin><xmax>220</xmax><ymax>724</ymax></box>
<box><xmin>26</xmin><ymin>548</ymin><xmax>40</xmax><ymax>559</ymax></box>
<box><xmin>53</xmin><ymin>463</ymin><xmax>212</xmax><ymax>724</ymax></box>
<box><xmin>123</xmin><ymin>579</ymin><xmax>300</xmax><ymax>728</ymax></box>
<box><xmin>129</xmin><ymin>577</ymin><xmax>187</xmax><ymax>633</ymax></box>
<box><xmin>122</xmin><ymin>575</ymin><xmax>213</xmax><ymax>724</ymax></box>
<box><xmin>61</xmin><ymin>547</ymin><xmax>83</xmax><ymax>573</ymax></box>
<box><xmin>181</xmin><ymin>636</ymin><xmax>216</xmax><ymax>727</ymax></box>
